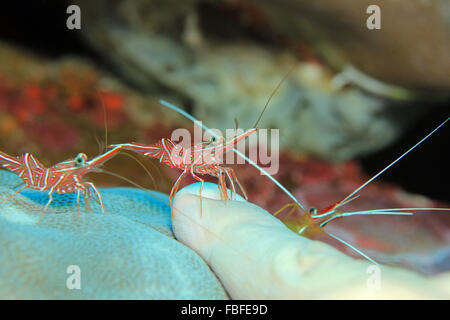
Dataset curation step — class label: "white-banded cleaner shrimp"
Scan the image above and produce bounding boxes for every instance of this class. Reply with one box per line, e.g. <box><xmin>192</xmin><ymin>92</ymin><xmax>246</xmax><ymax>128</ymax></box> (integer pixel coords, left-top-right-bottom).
<box><xmin>155</xmin><ymin>95</ymin><xmax>450</xmax><ymax>266</ymax></box>
<box><xmin>273</xmin><ymin>117</ymin><xmax>450</xmax><ymax>265</ymax></box>
<box><xmin>110</xmin><ymin>129</ymin><xmax>256</xmax><ymax>216</ymax></box>
<box><xmin>109</xmin><ymin>70</ymin><xmax>295</xmax><ymax>216</ymax></box>
<box><xmin>156</xmin><ymin>69</ymin><xmax>300</xmax><ymax>208</ymax></box>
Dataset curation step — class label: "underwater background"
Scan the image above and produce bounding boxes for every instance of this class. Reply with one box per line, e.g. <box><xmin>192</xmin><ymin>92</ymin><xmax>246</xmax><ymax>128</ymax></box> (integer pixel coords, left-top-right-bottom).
<box><xmin>0</xmin><ymin>0</ymin><xmax>448</xmax><ymax>298</ymax></box>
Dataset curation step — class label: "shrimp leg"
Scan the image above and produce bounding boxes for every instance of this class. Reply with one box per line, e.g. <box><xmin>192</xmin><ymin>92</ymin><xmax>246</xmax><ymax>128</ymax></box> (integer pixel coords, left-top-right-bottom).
<box><xmin>169</xmin><ymin>169</ymin><xmax>189</xmax><ymax>215</ymax></box>
<box><xmin>0</xmin><ymin>185</ymin><xmax>27</xmax><ymax>206</ymax></box>
<box><xmin>190</xmin><ymin>168</ymin><xmax>205</xmax><ymax>217</ymax></box>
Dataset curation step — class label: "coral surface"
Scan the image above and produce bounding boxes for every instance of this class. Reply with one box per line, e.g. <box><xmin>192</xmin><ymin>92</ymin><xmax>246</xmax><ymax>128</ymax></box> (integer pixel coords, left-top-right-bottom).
<box><xmin>0</xmin><ymin>171</ymin><xmax>227</xmax><ymax>299</ymax></box>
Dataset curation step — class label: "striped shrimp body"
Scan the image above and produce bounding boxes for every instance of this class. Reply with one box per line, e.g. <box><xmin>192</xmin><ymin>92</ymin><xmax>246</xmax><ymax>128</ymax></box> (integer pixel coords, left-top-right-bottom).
<box><xmin>115</xmin><ymin>71</ymin><xmax>292</xmax><ymax>216</ymax></box>
<box><xmin>0</xmin><ymin>146</ymin><xmax>123</xmax><ymax>219</ymax></box>
<box><xmin>153</xmin><ymin>97</ymin><xmax>449</xmax><ymax>265</ymax></box>
<box><xmin>113</xmin><ymin>128</ymin><xmax>256</xmax><ymax>214</ymax></box>
<box><xmin>274</xmin><ymin>117</ymin><xmax>450</xmax><ymax>265</ymax></box>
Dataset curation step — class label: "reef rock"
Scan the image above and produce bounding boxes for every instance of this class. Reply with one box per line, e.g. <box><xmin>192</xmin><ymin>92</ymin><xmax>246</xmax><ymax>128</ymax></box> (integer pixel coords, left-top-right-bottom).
<box><xmin>253</xmin><ymin>0</ymin><xmax>450</xmax><ymax>90</ymax></box>
<box><xmin>0</xmin><ymin>171</ymin><xmax>228</xmax><ymax>299</ymax></box>
<box><xmin>74</xmin><ymin>0</ymin><xmax>427</xmax><ymax>161</ymax></box>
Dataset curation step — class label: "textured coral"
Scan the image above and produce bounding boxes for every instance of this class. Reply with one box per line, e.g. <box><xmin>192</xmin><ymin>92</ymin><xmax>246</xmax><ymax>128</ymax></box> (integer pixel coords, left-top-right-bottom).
<box><xmin>0</xmin><ymin>171</ymin><xmax>228</xmax><ymax>299</ymax></box>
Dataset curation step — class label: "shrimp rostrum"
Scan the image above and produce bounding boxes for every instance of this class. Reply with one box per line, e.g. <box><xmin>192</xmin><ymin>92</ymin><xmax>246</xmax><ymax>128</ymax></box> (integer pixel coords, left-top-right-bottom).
<box><xmin>0</xmin><ymin>146</ymin><xmax>123</xmax><ymax>217</ymax></box>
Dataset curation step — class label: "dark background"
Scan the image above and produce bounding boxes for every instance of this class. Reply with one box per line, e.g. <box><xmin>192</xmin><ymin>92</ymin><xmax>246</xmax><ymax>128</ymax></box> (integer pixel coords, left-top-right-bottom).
<box><xmin>0</xmin><ymin>0</ymin><xmax>448</xmax><ymax>202</ymax></box>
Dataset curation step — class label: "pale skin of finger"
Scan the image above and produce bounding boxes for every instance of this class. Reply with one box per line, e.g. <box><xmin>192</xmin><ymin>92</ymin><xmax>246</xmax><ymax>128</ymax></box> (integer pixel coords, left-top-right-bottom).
<box><xmin>172</xmin><ymin>182</ymin><xmax>449</xmax><ymax>299</ymax></box>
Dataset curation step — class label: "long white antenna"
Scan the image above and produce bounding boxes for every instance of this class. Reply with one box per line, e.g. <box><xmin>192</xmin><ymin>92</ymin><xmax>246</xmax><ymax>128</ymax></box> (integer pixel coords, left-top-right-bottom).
<box><xmin>341</xmin><ymin>117</ymin><xmax>449</xmax><ymax>205</ymax></box>
<box><xmin>159</xmin><ymin>99</ymin><xmax>305</xmax><ymax>210</ymax></box>
<box><xmin>327</xmin><ymin>232</ymin><xmax>378</xmax><ymax>265</ymax></box>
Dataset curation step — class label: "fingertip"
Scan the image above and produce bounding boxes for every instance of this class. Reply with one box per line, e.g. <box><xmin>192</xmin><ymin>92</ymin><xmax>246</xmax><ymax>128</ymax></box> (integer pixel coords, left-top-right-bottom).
<box><xmin>171</xmin><ymin>182</ymin><xmax>251</xmax><ymax>258</ymax></box>
<box><xmin>175</xmin><ymin>182</ymin><xmax>247</xmax><ymax>202</ymax></box>
<box><xmin>171</xmin><ymin>183</ymin><xmax>221</xmax><ymax>257</ymax></box>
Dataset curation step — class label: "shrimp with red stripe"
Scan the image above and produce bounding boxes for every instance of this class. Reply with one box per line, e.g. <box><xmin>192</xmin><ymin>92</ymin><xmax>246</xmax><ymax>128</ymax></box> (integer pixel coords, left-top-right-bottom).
<box><xmin>151</xmin><ymin>97</ymin><xmax>450</xmax><ymax>265</ymax></box>
<box><xmin>111</xmin><ymin>71</ymin><xmax>290</xmax><ymax>215</ymax></box>
<box><xmin>112</xmin><ymin>128</ymin><xmax>255</xmax><ymax>215</ymax></box>
<box><xmin>273</xmin><ymin>117</ymin><xmax>450</xmax><ymax>265</ymax></box>
<box><xmin>0</xmin><ymin>146</ymin><xmax>123</xmax><ymax>219</ymax></box>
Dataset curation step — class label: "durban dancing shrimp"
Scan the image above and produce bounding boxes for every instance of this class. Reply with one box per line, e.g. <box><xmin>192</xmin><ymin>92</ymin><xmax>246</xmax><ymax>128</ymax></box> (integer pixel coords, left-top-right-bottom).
<box><xmin>273</xmin><ymin>117</ymin><xmax>450</xmax><ymax>265</ymax></box>
<box><xmin>151</xmin><ymin>95</ymin><xmax>450</xmax><ymax>265</ymax></box>
<box><xmin>0</xmin><ymin>89</ymin><xmax>130</xmax><ymax>221</ymax></box>
<box><xmin>112</xmin><ymin>126</ymin><xmax>256</xmax><ymax>215</ymax></box>
<box><xmin>0</xmin><ymin>146</ymin><xmax>123</xmax><ymax>221</ymax></box>
<box><xmin>111</xmin><ymin>70</ymin><xmax>297</xmax><ymax>215</ymax></box>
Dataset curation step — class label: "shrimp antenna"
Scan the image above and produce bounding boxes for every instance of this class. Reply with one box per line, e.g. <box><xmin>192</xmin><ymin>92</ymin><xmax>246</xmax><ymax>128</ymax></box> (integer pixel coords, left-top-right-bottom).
<box><xmin>97</xmin><ymin>168</ymin><xmax>148</xmax><ymax>192</ymax></box>
<box><xmin>320</xmin><ymin>207</ymin><xmax>450</xmax><ymax>227</ymax></box>
<box><xmin>326</xmin><ymin>232</ymin><xmax>378</xmax><ymax>265</ymax></box>
<box><xmin>97</xmin><ymin>91</ymin><xmax>108</xmax><ymax>154</ymax></box>
<box><xmin>117</xmin><ymin>151</ymin><xmax>158</xmax><ymax>190</ymax></box>
<box><xmin>341</xmin><ymin>117</ymin><xmax>450</xmax><ymax>205</ymax></box>
<box><xmin>253</xmin><ymin>67</ymin><xmax>295</xmax><ymax>129</ymax></box>
<box><xmin>319</xmin><ymin>210</ymin><xmax>414</xmax><ymax>228</ymax></box>
<box><xmin>234</xmin><ymin>117</ymin><xmax>239</xmax><ymax>131</ymax></box>
<box><xmin>94</xmin><ymin>134</ymin><xmax>103</xmax><ymax>155</ymax></box>
<box><xmin>159</xmin><ymin>99</ymin><xmax>305</xmax><ymax>210</ymax></box>
<box><xmin>96</xmin><ymin>91</ymin><xmax>160</xmax><ymax>189</ymax></box>
<box><xmin>0</xmin><ymin>185</ymin><xmax>27</xmax><ymax>206</ymax></box>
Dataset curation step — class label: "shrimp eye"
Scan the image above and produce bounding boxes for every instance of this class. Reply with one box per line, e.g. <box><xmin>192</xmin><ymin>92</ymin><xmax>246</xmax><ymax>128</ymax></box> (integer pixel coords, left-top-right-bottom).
<box><xmin>74</xmin><ymin>153</ymin><xmax>87</xmax><ymax>167</ymax></box>
<box><xmin>210</xmin><ymin>136</ymin><xmax>216</xmax><ymax>143</ymax></box>
<box><xmin>309</xmin><ymin>207</ymin><xmax>318</xmax><ymax>215</ymax></box>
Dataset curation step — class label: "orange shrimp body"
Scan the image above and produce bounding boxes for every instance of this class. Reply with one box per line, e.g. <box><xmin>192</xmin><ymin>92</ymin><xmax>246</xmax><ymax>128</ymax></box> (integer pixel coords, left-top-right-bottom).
<box><xmin>274</xmin><ymin>117</ymin><xmax>450</xmax><ymax>265</ymax></box>
<box><xmin>0</xmin><ymin>146</ymin><xmax>123</xmax><ymax>215</ymax></box>
<box><xmin>275</xmin><ymin>203</ymin><xmax>345</xmax><ymax>238</ymax></box>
